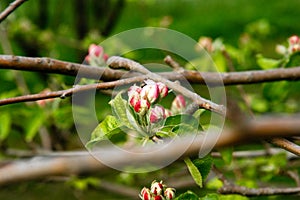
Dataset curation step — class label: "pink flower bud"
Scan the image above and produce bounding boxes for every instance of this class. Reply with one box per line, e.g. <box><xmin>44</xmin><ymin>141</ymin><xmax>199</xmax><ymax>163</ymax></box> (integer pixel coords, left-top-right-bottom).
<box><xmin>86</xmin><ymin>44</ymin><xmax>109</xmax><ymax>66</ymax></box>
<box><xmin>141</xmin><ymin>81</ymin><xmax>159</xmax><ymax>104</ymax></box>
<box><xmin>89</xmin><ymin>44</ymin><xmax>103</xmax><ymax>57</ymax></box>
<box><xmin>289</xmin><ymin>35</ymin><xmax>300</xmax><ymax>45</ymax></box>
<box><xmin>128</xmin><ymin>85</ymin><xmax>142</xmax><ymax>99</ymax></box>
<box><xmin>157</xmin><ymin>82</ymin><xmax>168</xmax><ymax>99</ymax></box>
<box><xmin>164</xmin><ymin>188</ymin><xmax>176</xmax><ymax>200</ymax></box>
<box><xmin>150</xmin><ymin>106</ymin><xmax>166</xmax><ymax>123</ymax></box>
<box><xmin>140</xmin><ymin>187</ymin><xmax>152</xmax><ymax>200</ymax></box>
<box><xmin>151</xmin><ymin>180</ymin><xmax>164</xmax><ymax>195</ymax></box>
<box><xmin>171</xmin><ymin>95</ymin><xmax>186</xmax><ymax>114</ymax></box>
<box><xmin>134</xmin><ymin>98</ymin><xmax>150</xmax><ymax>115</ymax></box>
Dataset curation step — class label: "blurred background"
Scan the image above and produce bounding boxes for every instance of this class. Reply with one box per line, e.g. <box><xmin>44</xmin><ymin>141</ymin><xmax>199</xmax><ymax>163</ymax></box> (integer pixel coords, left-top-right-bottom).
<box><xmin>1</xmin><ymin>0</ymin><xmax>300</xmax><ymax>199</ymax></box>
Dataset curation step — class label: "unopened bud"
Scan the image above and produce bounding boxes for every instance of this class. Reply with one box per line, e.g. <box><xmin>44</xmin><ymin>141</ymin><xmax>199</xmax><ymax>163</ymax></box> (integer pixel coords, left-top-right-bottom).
<box><xmin>171</xmin><ymin>95</ymin><xmax>186</xmax><ymax>114</ymax></box>
<box><xmin>150</xmin><ymin>106</ymin><xmax>166</xmax><ymax>123</ymax></box>
<box><xmin>164</xmin><ymin>188</ymin><xmax>176</xmax><ymax>200</ymax></box>
<box><xmin>289</xmin><ymin>35</ymin><xmax>300</xmax><ymax>45</ymax></box>
<box><xmin>134</xmin><ymin>98</ymin><xmax>150</xmax><ymax>115</ymax></box>
<box><xmin>157</xmin><ymin>82</ymin><xmax>168</xmax><ymax>99</ymax></box>
<box><xmin>141</xmin><ymin>80</ymin><xmax>159</xmax><ymax>104</ymax></box>
<box><xmin>86</xmin><ymin>44</ymin><xmax>109</xmax><ymax>66</ymax></box>
<box><xmin>151</xmin><ymin>180</ymin><xmax>164</xmax><ymax>195</ymax></box>
<box><xmin>140</xmin><ymin>187</ymin><xmax>152</xmax><ymax>200</ymax></box>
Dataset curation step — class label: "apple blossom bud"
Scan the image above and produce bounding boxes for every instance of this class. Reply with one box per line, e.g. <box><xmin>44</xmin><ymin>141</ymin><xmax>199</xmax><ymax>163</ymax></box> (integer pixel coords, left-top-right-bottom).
<box><xmin>141</xmin><ymin>82</ymin><xmax>159</xmax><ymax>104</ymax></box>
<box><xmin>164</xmin><ymin>188</ymin><xmax>175</xmax><ymax>200</ymax></box>
<box><xmin>89</xmin><ymin>44</ymin><xmax>104</xmax><ymax>58</ymax></box>
<box><xmin>86</xmin><ymin>44</ymin><xmax>109</xmax><ymax>66</ymax></box>
<box><xmin>140</xmin><ymin>187</ymin><xmax>152</xmax><ymax>200</ymax></box>
<box><xmin>134</xmin><ymin>98</ymin><xmax>150</xmax><ymax>115</ymax></box>
<box><xmin>151</xmin><ymin>180</ymin><xmax>164</xmax><ymax>195</ymax></box>
<box><xmin>150</xmin><ymin>106</ymin><xmax>166</xmax><ymax>123</ymax></box>
<box><xmin>157</xmin><ymin>82</ymin><xmax>168</xmax><ymax>99</ymax></box>
<box><xmin>171</xmin><ymin>95</ymin><xmax>186</xmax><ymax>114</ymax></box>
<box><xmin>288</xmin><ymin>35</ymin><xmax>300</xmax><ymax>53</ymax></box>
<box><xmin>289</xmin><ymin>35</ymin><xmax>300</xmax><ymax>45</ymax></box>
<box><xmin>128</xmin><ymin>85</ymin><xmax>142</xmax><ymax>99</ymax></box>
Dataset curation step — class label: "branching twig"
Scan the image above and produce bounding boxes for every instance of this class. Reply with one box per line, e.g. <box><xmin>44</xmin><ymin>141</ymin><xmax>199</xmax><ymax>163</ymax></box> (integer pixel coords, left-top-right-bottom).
<box><xmin>2</xmin><ymin>55</ymin><xmax>300</xmax><ymax>86</ymax></box>
<box><xmin>0</xmin><ymin>0</ymin><xmax>28</xmax><ymax>23</ymax></box>
<box><xmin>268</xmin><ymin>137</ymin><xmax>300</xmax><ymax>156</ymax></box>
<box><xmin>0</xmin><ymin>115</ymin><xmax>299</xmax><ymax>185</ymax></box>
<box><xmin>107</xmin><ymin>56</ymin><xmax>226</xmax><ymax>115</ymax></box>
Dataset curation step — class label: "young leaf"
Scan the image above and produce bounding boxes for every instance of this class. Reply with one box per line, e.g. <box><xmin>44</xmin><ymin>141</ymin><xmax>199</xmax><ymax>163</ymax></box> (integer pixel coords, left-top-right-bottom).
<box><xmin>184</xmin><ymin>157</ymin><xmax>203</xmax><ymax>188</ymax></box>
<box><xmin>256</xmin><ymin>54</ymin><xmax>282</xmax><ymax>69</ymax></box>
<box><xmin>0</xmin><ymin>112</ymin><xmax>11</xmax><ymax>141</ymax></box>
<box><xmin>109</xmin><ymin>92</ymin><xmax>135</xmax><ymax>129</ymax></box>
<box><xmin>86</xmin><ymin>115</ymin><xmax>123</xmax><ymax>148</ymax></box>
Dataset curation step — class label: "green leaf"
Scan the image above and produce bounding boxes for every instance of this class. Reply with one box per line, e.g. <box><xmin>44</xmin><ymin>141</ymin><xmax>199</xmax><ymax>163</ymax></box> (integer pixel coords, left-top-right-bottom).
<box><xmin>184</xmin><ymin>157</ymin><xmax>203</xmax><ymax>188</ymax></box>
<box><xmin>256</xmin><ymin>54</ymin><xmax>282</xmax><ymax>70</ymax></box>
<box><xmin>25</xmin><ymin>111</ymin><xmax>45</xmax><ymax>142</ymax></box>
<box><xmin>109</xmin><ymin>92</ymin><xmax>135</xmax><ymax>129</ymax></box>
<box><xmin>0</xmin><ymin>112</ymin><xmax>11</xmax><ymax>141</ymax></box>
<box><xmin>192</xmin><ymin>155</ymin><xmax>213</xmax><ymax>181</ymax></box>
<box><xmin>86</xmin><ymin>115</ymin><xmax>123</xmax><ymax>148</ymax></box>
<box><xmin>157</xmin><ymin>114</ymin><xmax>199</xmax><ymax>137</ymax></box>
<box><xmin>175</xmin><ymin>190</ymin><xmax>199</xmax><ymax>200</ymax></box>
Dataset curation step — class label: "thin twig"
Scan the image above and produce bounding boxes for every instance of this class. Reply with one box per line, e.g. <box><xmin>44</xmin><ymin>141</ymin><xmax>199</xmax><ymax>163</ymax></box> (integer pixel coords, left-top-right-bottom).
<box><xmin>107</xmin><ymin>56</ymin><xmax>226</xmax><ymax>115</ymax></box>
<box><xmin>3</xmin><ymin>55</ymin><xmax>300</xmax><ymax>86</ymax></box>
<box><xmin>164</xmin><ymin>55</ymin><xmax>184</xmax><ymax>72</ymax></box>
<box><xmin>0</xmin><ymin>0</ymin><xmax>28</xmax><ymax>23</ymax></box>
<box><xmin>0</xmin><ymin>76</ymin><xmax>146</xmax><ymax>106</ymax></box>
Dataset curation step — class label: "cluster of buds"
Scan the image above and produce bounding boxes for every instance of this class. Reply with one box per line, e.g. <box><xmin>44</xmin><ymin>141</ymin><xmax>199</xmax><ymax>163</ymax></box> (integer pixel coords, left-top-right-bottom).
<box><xmin>196</xmin><ymin>36</ymin><xmax>214</xmax><ymax>53</ymax></box>
<box><xmin>140</xmin><ymin>180</ymin><xmax>175</xmax><ymax>200</ymax></box>
<box><xmin>128</xmin><ymin>80</ymin><xmax>168</xmax><ymax>116</ymax></box>
<box><xmin>85</xmin><ymin>44</ymin><xmax>109</xmax><ymax>66</ymax></box>
<box><xmin>276</xmin><ymin>35</ymin><xmax>300</xmax><ymax>55</ymax></box>
<box><xmin>288</xmin><ymin>35</ymin><xmax>300</xmax><ymax>53</ymax></box>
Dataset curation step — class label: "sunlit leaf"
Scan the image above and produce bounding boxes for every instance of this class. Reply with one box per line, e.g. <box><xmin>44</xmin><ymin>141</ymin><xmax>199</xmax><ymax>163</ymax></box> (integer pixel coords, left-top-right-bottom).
<box><xmin>184</xmin><ymin>157</ymin><xmax>203</xmax><ymax>188</ymax></box>
<box><xmin>256</xmin><ymin>54</ymin><xmax>282</xmax><ymax>70</ymax></box>
<box><xmin>87</xmin><ymin>115</ymin><xmax>124</xmax><ymax>148</ymax></box>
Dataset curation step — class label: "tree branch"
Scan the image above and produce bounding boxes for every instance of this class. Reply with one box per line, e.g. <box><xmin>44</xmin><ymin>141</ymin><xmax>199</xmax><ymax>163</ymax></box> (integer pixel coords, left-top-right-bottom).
<box><xmin>0</xmin><ymin>115</ymin><xmax>299</xmax><ymax>185</ymax></box>
<box><xmin>219</xmin><ymin>185</ymin><xmax>300</xmax><ymax>196</ymax></box>
<box><xmin>2</xmin><ymin>55</ymin><xmax>300</xmax><ymax>86</ymax></box>
<box><xmin>0</xmin><ymin>0</ymin><xmax>28</xmax><ymax>23</ymax></box>
<box><xmin>107</xmin><ymin>56</ymin><xmax>226</xmax><ymax>115</ymax></box>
